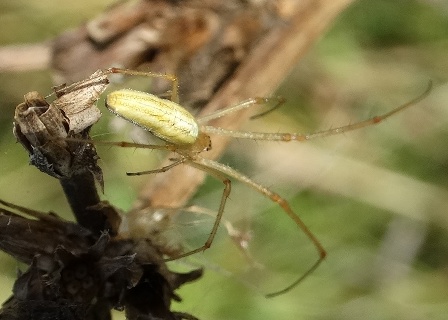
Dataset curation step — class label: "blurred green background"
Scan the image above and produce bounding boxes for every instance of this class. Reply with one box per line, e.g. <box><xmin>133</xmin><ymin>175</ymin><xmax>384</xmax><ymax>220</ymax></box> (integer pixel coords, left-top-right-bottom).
<box><xmin>1</xmin><ymin>0</ymin><xmax>448</xmax><ymax>319</ymax></box>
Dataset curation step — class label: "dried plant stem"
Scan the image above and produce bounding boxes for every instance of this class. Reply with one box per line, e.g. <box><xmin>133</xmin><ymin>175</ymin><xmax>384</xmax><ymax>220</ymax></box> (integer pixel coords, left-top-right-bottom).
<box><xmin>134</xmin><ymin>0</ymin><xmax>354</xmax><ymax>211</ymax></box>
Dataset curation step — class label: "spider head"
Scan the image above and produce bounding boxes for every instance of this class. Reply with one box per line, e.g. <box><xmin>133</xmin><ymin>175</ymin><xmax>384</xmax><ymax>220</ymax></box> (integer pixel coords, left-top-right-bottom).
<box><xmin>190</xmin><ymin>132</ymin><xmax>212</xmax><ymax>153</ymax></box>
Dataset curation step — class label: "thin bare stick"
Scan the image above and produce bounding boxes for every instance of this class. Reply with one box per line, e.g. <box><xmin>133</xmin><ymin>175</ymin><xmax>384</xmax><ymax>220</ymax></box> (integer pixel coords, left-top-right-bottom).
<box><xmin>134</xmin><ymin>0</ymin><xmax>354</xmax><ymax>210</ymax></box>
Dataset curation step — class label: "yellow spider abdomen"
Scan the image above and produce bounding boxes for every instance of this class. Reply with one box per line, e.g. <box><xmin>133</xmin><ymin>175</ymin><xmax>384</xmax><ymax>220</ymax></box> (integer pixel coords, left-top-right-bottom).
<box><xmin>106</xmin><ymin>89</ymin><xmax>199</xmax><ymax>145</ymax></box>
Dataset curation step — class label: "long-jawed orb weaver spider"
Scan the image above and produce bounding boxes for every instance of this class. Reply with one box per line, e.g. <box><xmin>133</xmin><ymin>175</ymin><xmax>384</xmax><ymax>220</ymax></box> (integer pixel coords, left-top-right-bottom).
<box><xmin>60</xmin><ymin>67</ymin><xmax>431</xmax><ymax>297</ymax></box>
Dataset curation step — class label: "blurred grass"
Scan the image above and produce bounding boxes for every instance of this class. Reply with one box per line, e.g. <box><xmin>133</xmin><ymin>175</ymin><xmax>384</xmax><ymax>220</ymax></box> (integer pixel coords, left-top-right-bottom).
<box><xmin>1</xmin><ymin>0</ymin><xmax>448</xmax><ymax>319</ymax></box>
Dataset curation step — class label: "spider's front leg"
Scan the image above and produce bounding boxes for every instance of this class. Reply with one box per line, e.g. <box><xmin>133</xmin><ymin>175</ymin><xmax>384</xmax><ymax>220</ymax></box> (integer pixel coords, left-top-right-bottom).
<box><xmin>126</xmin><ymin>157</ymin><xmax>187</xmax><ymax>176</ymax></box>
<box><xmin>164</xmin><ymin>156</ymin><xmax>232</xmax><ymax>261</ymax></box>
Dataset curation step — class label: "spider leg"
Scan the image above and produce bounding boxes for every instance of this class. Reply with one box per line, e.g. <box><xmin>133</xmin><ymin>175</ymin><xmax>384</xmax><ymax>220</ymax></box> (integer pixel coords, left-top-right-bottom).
<box><xmin>250</xmin><ymin>96</ymin><xmax>286</xmax><ymax>120</ymax></box>
<box><xmin>127</xmin><ymin>158</ymin><xmax>186</xmax><ymax>176</ymax></box>
<box><xmin>201</xmin><ymin>81</ymin><xmax>432</xmax><ymax>142</ymax></box>
<box><xmin>48</xmin><ymin>68</ymin><xmax>180</xmax><ymax>102</ymax></box>
<box><xmin>164</xmin><ymin>158</ymin><xmax>231</xmax><ymax>261</ymax></box>
<box><xmin>65</xmin><ymin>138</ymin><xmax>182</xmax><ymax>175</ymax></box>
<box><xmin>64</xmin><ymin>138</ymin><xmax>178</xmax><ymax>152</ymax></box>
<box><xmin>192</xmin><ymin>157</ymin><xmax>326</xmax><ymax>297</ymax></box>
<box><xmin>197</xmin><ymin>97</ymin><xmax>285</xmax><ymax>124</ymax></box>
<box><xmin>109</xmin><ymin>67</ymin><xmax>180</xmax><ymax>103</ymax></box>
<box><xmin>79</xmin><ymin>139</ymin><xmax>185</xmax><ymax>176</ymax></box>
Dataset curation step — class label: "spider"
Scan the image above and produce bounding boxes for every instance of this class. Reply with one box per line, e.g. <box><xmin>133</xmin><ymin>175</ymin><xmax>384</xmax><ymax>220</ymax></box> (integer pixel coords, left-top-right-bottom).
<box><xmin>61</xmin><ymin>68</ymin><xmax>431</xmax><ymax>297</ymax></box>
